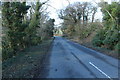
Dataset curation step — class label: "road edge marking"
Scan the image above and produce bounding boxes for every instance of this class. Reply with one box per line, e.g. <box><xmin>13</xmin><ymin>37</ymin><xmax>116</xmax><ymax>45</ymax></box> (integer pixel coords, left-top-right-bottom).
<box><xmin>89</xmin><ymin>62</ymin><xmax>112</xmax><ymax>80</ymax></box>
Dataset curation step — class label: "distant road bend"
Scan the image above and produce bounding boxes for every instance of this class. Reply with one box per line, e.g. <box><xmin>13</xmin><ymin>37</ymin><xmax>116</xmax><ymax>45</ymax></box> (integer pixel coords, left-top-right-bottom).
<box><xmin>38</xmin><ymin>36</ymin><xmax>119</xmax><ymax>79</ymax></box>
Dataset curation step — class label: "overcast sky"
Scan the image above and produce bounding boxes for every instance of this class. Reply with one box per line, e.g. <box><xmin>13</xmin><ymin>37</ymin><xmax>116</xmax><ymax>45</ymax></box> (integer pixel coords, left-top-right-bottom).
<box><xmin>46</xmin><ymin>0</ymin><xmax>112</xmax><ymax>26</ymax></box>
<box><xmin>1</xmin><ymin>0</ymin><xmax>118</xmax><ymax>26</ymax></box>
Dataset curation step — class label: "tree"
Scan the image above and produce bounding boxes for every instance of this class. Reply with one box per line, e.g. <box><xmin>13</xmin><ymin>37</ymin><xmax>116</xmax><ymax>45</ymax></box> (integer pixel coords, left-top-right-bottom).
<box><xmin>2</xmin><ymin>2</ymin><xmax>30</xmax><ymax>59</ymax></box>
<box><xmin>58</xmin><ymin>2</ymin><xmax>97</xmax><ymax>38</ymax></box>
<box><xmin>91</xmin><ymin>7</ymin><xmax>97</xmax><ymax>23</ymax></box>
<box><xmin>92</xmin><ymin>2</ymin><xmax>120</xmax><ymax>51</ymax></box>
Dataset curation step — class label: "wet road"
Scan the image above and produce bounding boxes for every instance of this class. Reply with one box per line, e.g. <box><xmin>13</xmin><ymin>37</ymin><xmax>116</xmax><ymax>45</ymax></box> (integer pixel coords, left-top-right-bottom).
<box><xmin>39</xmin><ymin>36</ymin><xmax>119</xmax><ymax>79</ymax></box>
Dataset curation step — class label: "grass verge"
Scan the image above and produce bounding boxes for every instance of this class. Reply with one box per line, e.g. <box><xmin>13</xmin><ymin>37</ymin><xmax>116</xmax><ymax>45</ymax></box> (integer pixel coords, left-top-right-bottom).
<box><xmin>2</xmin><ymin>38</ymin><xmax>53</xmax><ymax>78</ymax></box>
<box><xmin>69</xmin><ymin>38</ymin><xmax>119</xmax><ymax>59</ymax></box>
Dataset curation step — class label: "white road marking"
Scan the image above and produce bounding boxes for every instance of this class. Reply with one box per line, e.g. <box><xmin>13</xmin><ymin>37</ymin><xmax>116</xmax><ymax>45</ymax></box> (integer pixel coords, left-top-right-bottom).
<box><xmin>89</xmin><ymin>62</ymin><xmax>112</xmax><ymax>80</ymax></box>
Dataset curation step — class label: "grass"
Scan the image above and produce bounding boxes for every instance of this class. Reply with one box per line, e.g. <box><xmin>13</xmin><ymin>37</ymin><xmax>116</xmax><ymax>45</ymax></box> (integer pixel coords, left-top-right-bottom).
<box><xmin>70</xmin><ymin>38</ymin><xmax>119</xmax><ymax>59</ymax></box>
<box><xmin>2</xmin><ymin>38</ymin><xmax>53</xmax><ymax>78</ymax></box>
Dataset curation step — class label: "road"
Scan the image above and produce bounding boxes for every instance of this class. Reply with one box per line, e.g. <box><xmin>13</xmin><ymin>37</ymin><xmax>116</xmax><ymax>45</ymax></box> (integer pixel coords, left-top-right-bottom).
<box><xmin>38</xmin><ymin>36</ymin><xmax>119</xmax><ymax>79</ymax></box>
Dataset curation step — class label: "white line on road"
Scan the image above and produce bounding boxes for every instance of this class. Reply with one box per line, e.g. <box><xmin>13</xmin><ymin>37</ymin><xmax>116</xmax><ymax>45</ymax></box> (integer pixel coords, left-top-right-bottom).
<box><xmin>89</xmin><ymin>62</ymin><xmax>112</xmax><ymax>80</ymax></box>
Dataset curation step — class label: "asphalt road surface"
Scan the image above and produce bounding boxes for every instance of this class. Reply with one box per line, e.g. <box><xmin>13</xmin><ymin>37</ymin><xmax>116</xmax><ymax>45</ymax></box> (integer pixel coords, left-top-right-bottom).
<box><xmin>38</xmin><ymin>36</ymin><xmax>119</xmax><ymax>79</ymax></box>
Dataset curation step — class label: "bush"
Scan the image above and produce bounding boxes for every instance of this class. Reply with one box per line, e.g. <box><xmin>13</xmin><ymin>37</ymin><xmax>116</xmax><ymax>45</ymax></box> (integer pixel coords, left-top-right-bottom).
<box><xmin>92</xmin><ymin>29</ymin><xmax>106</xmax><ymax>47</ymax></box>
<box><xmin>115</xmin><ymin>41</ymin><xmax>120</xmax><ymax>53</ymax></box>
<box><xmin>2</xmin><ymin>37</ymin><xmax>14</xmax><ymax>60</ymax></box>
<box><xmin>92</xmin><ymin>39</ymin><xmax>103</xmax><ymax>47</ymax></box>
<box><xmin>31</xmin><ymin>36</ymin><xmax>42</xmax><ymax>45</ymax></box>
<box><xmin>103</xmin><ymin>29</ymin><xmax>119</xmax><ymax>49</ymax></box>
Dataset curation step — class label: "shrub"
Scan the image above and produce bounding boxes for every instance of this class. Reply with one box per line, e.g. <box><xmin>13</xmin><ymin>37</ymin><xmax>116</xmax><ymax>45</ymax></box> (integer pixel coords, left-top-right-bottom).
<box><xmin>115</xmin><ymin>41</ymin><xmax>120</xmax><ymax>54</ymax></box>
<box><xmin>31</xmin><ymin>36</ymin><xmax>42</xmax><ymax>45</ymax></box>
<box><xmin>103</xmin><ymin>29</ymin><xmax>119</xmax><ymax>49</ymax></box>
<box><xmin>2</xmin><ymin>37</ymin><xmax>14</xmax><ymax>60</ymax></box>
<box><xmin>92</xmin><ymin>29</ymin><xmax>106</xmax><ymax>47</ymax></box>
<box><xmin>92</xmin><ymin>39</ymin><xmax>103</xmax><ymax>47</ymax></box>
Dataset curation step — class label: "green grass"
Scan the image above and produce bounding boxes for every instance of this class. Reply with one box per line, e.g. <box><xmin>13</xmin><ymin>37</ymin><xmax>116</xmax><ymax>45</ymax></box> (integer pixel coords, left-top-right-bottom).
<box><xmin>2</xmin><ymin>39</ymin><xmax>53</xmax><ymax>78</ymax></box>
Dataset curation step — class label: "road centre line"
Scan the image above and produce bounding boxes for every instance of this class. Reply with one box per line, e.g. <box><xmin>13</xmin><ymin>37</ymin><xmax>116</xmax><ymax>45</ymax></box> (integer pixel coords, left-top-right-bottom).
<box><xmin>89</xmin><ymin>62</ymin><xmax>112</xmax><ymax>80</ymax></box>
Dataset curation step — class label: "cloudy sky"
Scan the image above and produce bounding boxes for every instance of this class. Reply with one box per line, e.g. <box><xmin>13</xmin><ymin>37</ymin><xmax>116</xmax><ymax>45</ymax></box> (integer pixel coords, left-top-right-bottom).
<box><xmin>46</xmin><ymin>0</ymin><xmax>113</xmax><ymax>26</ymax></box>
<box><xmin>2</xmin><ymin>0</ymin><xmax>118</xmax><ymax>26</ymax></box>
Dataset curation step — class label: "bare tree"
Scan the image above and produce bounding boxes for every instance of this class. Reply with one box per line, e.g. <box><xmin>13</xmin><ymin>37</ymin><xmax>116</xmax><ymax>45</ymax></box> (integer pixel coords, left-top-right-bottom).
<box><xmin>91</xmin><ymin>7</ymin><xmax>97</xmax><ymax>23</ymax></box>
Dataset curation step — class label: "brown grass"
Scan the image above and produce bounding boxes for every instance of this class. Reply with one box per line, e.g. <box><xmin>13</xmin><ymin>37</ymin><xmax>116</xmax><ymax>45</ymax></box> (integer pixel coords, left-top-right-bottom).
<box><xmin>69</xmin><ymin>32</ymin><xmax>119</xmax><ymax>59</ymax></box>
